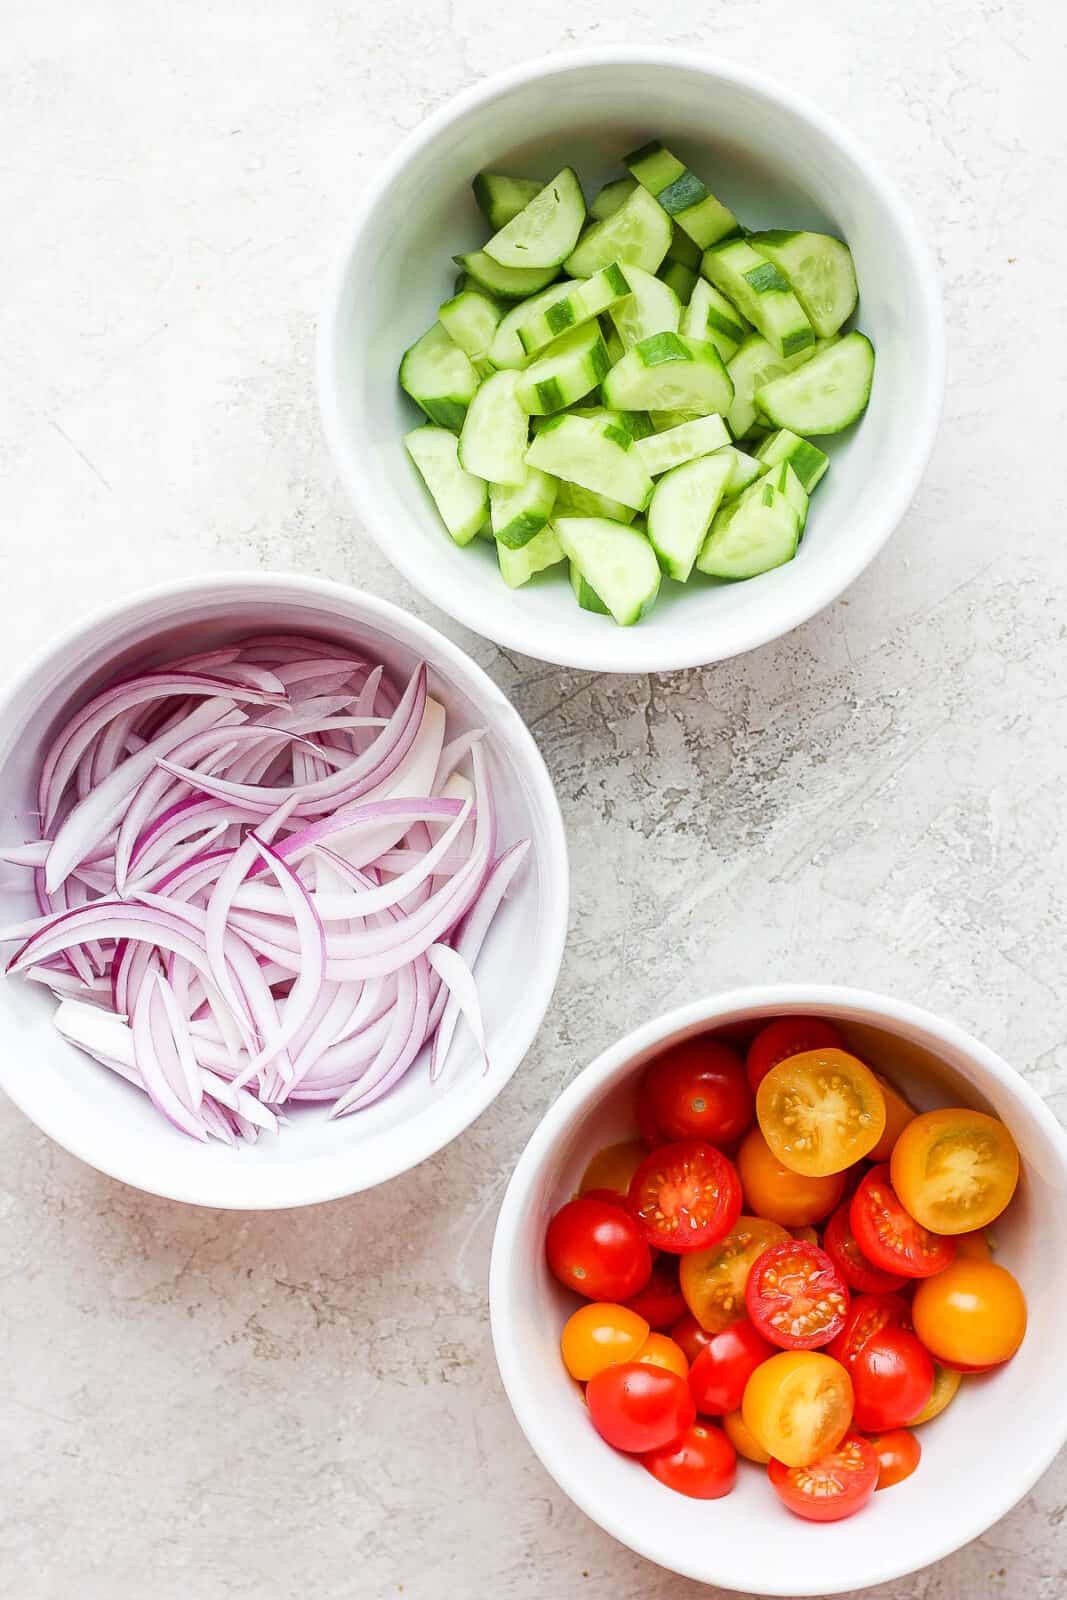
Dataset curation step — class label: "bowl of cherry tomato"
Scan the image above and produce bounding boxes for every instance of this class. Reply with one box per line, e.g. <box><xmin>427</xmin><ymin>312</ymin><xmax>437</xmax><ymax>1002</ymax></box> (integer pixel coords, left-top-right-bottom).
<box><xmin>489</xmin><ymin>986</ymin><xmax>1067</xmax><ymax>1596</ymax></box>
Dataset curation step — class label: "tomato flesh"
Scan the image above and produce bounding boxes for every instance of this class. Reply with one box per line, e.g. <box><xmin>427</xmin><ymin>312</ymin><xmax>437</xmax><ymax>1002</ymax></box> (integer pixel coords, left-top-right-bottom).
<box><xmin>850</xmin><ymin>1326</ymin><xmax>933</xmax><ymax>1431</ymax></box>
<box><xmin>891</xmin><ymin>1108</ymin><xmax>1020</xmax><ymax>1235</ymax></box>
<box><xmin>628</xmin><ymin>1140</ymin><xmax>742</xmax><ymax>1255</ymax></box>
<box><xmin>586</xmin><ymin>1361</ymin><xmax>696</xmax><ymax>1454</ymax></box>
<box><xmin>678</xmin><ymin>1214</ymin><xmax>788</xmax><ymax>1332</ymax></box>
<box><xmin>869</xmin><ymin>1427</ymin><xmax>921</xmax><ymax>1490</ymax></box>
<box><xmin>742</xmin><ymin>1350</ymin><xmax>854</xmax><ymax>1468</ymax></box>
<box><xmin>689</xmin><ymin>1319</ymin><xmax>775</xmax><ymax>1415</ymax></box>
<box><xmin>641</xmin><ymin>1421</ymin><xmax>736</xmax><ymax>1499</ymax></box>
<box><xmin>850</xmin><ymin>1164</ymin><xmax>955</xmax><ymax>1278</ymax></box>
<box><xmin>745</xmin><ymin>1240</ymin><xmax>849</xmax><ymax>1351</ymax></box>
<box><xmin>768</xmin><ymin>1434</ymin><xmax>878</xmax><ymax>1522</ymax></box>
<box><xmin>823</xmin><ymin>1202</ymin><xmax>908</xmax><ymax>1295</ymax></box>
<box><xmin>746</xmin><ymin>1016</ymin><xmax>845</xmax><ymax>1092</ymax></box>
<box><xmin>546</xmin><ymin>1197</ymin><xmax>652</xmax><ymax>1301</ymax></box>
<box><xmin>624</xmin><ymin>1253</ymin><xmax>687</xmax><ymax>1330</ymax></box>
<box><xmin>826</xmin><ymin>1292</ymin><xmax>911</xmax><ymax>1369</ymax></box>
<box><xmin>756</xmin><ymin>1048</ymin><xmax>886</xmax><ymax>1176</ymax></box>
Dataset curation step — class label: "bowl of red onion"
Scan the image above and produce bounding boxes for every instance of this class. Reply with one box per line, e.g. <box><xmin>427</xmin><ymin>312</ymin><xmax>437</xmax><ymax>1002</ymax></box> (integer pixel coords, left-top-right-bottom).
<box><xmin>0</xmin><ymin>572</ymin><xmax>567</xmax><ymax>1208</ymax></box>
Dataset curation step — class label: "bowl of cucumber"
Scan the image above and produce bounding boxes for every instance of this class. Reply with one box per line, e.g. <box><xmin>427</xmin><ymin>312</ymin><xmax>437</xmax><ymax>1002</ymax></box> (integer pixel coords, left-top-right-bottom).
<box><xmin>320</xmin><ymin>48</ymin><xmax>943</xmax><ymax>673</ymax></box>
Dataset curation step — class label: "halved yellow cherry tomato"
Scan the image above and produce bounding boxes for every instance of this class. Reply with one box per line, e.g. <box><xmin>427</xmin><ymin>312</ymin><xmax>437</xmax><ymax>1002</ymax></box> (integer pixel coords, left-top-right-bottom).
<box><xmin>579</xmin><ymin>1139</ymin><xmax>646</xmax><ymax>1199</ymax></box>
<box><xmin>909</xmin><ymin>1362</ymin><xmax>962</xmax><ymax>1425</ymax></box>
<box><xmin>737</xmin><ymin>1127</ymin><xmax>845</xmax><ymax>1227</ymax></box>
<box><xmin>560</xmin><ymin>1302</ymin><xmax>649</xmax><ymax>1382</ymax></box>
<box><xmin>723</xmin><ymin>1407</ymin><xmax>770</xmax><ymax>1463</ymax></box>
<box><xmin>742</xmin><ymin>1350</ymin><xmax>853</xmax><ymax>1468</ymax></box>
<box><xmin>869</xmin><ymin>1071</ymin><xmax>916</xmax><ymax>1162</ymax></box>
<box><xmin>890</xmin><ymin>1109</ymin><xmax>1019</xmax><ymax>1234</ymax></box>
<box><xmin>911</xmin><ymin>1259</ymin><xmax>1026</xmax><ymax>1368</ymax></box>
<box><xmin>679</xmin><ymin>1214</ymin><xmax>789</xmax><ymax>1332</ymax></box>
<box><xmin>756</xmin><ymin>1048</ymin><xmax>886</xmax><ymax>1177</ymax></box>
<box><xmin>634</xmin><ymin>1332</ymin><xmax>689</xmax><ymax>1378</ymax></box>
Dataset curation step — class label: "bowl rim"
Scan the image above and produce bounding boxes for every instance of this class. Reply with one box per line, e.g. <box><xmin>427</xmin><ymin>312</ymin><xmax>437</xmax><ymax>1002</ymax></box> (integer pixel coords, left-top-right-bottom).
<box><xmin>489</xmin><ymin>983</ymin><xmax>1067</xmax><ymax>1594</ymax></box>
<box><xmin>317</xmin><ymin>46</ymin><xmax>946</xmax><ymax>674</ymax></box>
<box><xmin>0</xmin><ymin>570</ymin><xmax>570</xmax><ymax>1209</ymax></box>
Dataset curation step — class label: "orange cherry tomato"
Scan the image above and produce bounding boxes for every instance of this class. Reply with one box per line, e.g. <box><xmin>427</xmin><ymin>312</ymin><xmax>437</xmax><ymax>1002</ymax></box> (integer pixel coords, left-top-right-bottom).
<box><xmin>769</xmin><ymin>1434</ymin><xmax>878</xmax><ymax>1522</ymax></box>
<box><xmin>745</xmin><ymin>1016</ymin><xmax>845</xmax><ymax>1093</ymax></box>
<box><xmin>723</xmin><ymin>1406</ymin><xmax>770</xmax><ymax>1463</ymax></box>
<box><xmin>679</xmin><ymin>1213</ymin><xmax>789</xmax><ymax>1332</ymax></box>
<box><xmin>756</xmin><ymin>1049</ymin><xmax>886</xmax><ymax>1176</ymax></box>
<box><xmin>579</xmin><ymin>1140</ymin><xmax>646</xmax><ymax>1199</ymax></box>
<box><xmin>634</xmin><ymin>1331</ymin><xmax>689</xmax><ymax>1379</ymax></box>
<box><xmin>742</xmin><ymin>1350</ymin><xmax>853</xmax><ymax>1468</ymax></box>
<box><xmin>909</xmin><ymin>1361</ymin><xmax>961</xmax><ymax>1425</ymax></box>
<box><xmin>890</xmin><ymin>1109</ymin><xmax>1020</xmax><ymax>1235</ymax></box>
<box><xmin>560</xmin><ymin>1302</ymin><xmax>649</xmax><ymax>1381</ymax></box>
<box><xmin>911</xmin><ymin>1258</ymin><xmax>1027</xmax><ymax>1367</ymax></box>
<box><xmin>869</xmin><ymin>1072</ymin><xmax>916</xmax><ymax>1162</ymax></box>
<box><xmin>737</xmin><ymin>1127</ymin><xmax>845</xmax><ymax>1228</ymax></box>
<box><xmin>869</xmin><ymin>1427</ymin><xmax>921</xmax><ymax>1490</ymax></box>
<box><xmin>791</xmin><ymin>1225</ymin><xmax>821</xmax><ymax>1247</ymax></box>
<box><xmin>955</xmin><ymin>1228</ymin><xmax>994</xmax><ymax>1263</ymax></box>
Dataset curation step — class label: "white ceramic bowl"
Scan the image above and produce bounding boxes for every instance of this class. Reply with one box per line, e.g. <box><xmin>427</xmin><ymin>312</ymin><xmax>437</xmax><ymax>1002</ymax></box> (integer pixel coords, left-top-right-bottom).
<box><xmin>0</xmin><ymin>573</ymin><xmax>568</xmax><ymax>1209</ymax></box>
<box><xmin>490</xmin><ymin>986</ymin><xmax>1067</xmax><ymax>1595</ymax></box>
<box><xmin>319</xmin><ymin>49</ymin><xmax>943</xmax><ymax>674</ymax></box>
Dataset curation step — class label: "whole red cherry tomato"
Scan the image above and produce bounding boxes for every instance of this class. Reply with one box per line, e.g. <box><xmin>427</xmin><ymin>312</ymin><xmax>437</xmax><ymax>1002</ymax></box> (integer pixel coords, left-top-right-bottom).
<box><xmin>546</xmin><ymin>1197</ymin><xmax>652</xmax><ymax>1301</ymax></box>
<box><xmin>641</xmin><ymin>1421</ymin><xmax>736</xmax><ymax>1499</ymax></box>
<box><xmin>850</xmin><ymin>1326</ymin><xmax>933</xmax><ymax>1431</ymax></box>
<box><xmin>869</xmin><ymin>1427</ymin><xmax>921</xmax><ymax>1490</ymax></box>
<box><xmin>624</xmin><ymin>1254</ymin><xmax>687</xmax><ymax>1329</ymax></box>
<box><xmin>688</xmin><ymin>1319</ymin><xmax>774</xmax><ymax>1416</ymax></box>
<box><xmin>641</xmin><ymin>1037</ymin><xmax>753</xmax><ymax>1146</ymax></box>
<box><xmin>586</xmin><ymin>1361</ymin><xmax>695</xmax><ymax>1453</ymax></box>
<box><xmin>670</xmin><ymin>1312</ymin><xmax>717</xmax><ymax>1367</ymax></box>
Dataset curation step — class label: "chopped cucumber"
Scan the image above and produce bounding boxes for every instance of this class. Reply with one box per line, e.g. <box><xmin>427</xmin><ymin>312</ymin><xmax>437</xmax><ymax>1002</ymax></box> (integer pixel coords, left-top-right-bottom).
<box><xmin>566</xmin><ymin>406</ymin><xmax>653</xmax><ymax>440</ymax></box>
<box><xmin>490</xmin><ymin>281</ymin><xmax>576</xmax><ymax>369</ymax></box>
<box><xmin>555</xmin><ymin>516</ymin><xmax>661</xmax><ymax>625</ymax></box>
<box><xmin>715</xmin><ymin>444</ymin><xmax>765</xmax><ymax>496</ymax></box>
<box><xmin>682</xmin><ymin>279</ymin><xmax>751</xmax><ymax>363</ymax></box>
<box><xmin>755</xmin><ymin>428</ymin><xmax>829</xmax><ymax>492</ymax></box>
<box><xmin>666</xmin><ymin>225</ymin><xmax>702</xmax><ymax>269</ymax></box>
<box><xmin>601</xmin><ymin>315</ymin><xmax>626</xmax><ymax>365</ymax></box>
<box><xmin>650</xmin><ymin>408</ymin><xmax>702</xmax><ymax>430</ymax></box>
<box><xmin>755</xmin><ymin>331</ymin><xmax>874</xmax><ymax>435</ymax></box>
<box><xmin>702</xmin><ymin>237</ymin><xmax>815</xmax><ymax>358</ymax></box>
<box><xmin>473</xmin><ymin>173</ymin><xmax>543</xmax><ymax>231</ymax></box>
<box><xmin>770</xmin><ymin>460</ymin><xmax>809</xmax><ymax>533</ymax></box>
<box><xmin>517</xmin><ymin>262</ymin><xmax>631</xmax><ymax>355</ymax></box>
<box><xmin>405</xmin><ymin>426</ymin><xmax>488</xmax><ymax>546</ymax></box>
<box><xmin>647</xmin><ymin>451</ymin><xmax>734</xmax><ymax>581</ymax></box>
<box><xmin>400</xmin><ymin>323</ymin><xmax>481</xmax><ymax>431</ymax></box>
<box><xmin>515</xmin><ymin>320</ymin><xmax>611</xmax><ymax>414</ymax></box>
<box><xmin>609</xmin><ymin>265</ymin><xmax>680</xmax><ymax>351</ymax></box>
<box><xmin>635</xmin><ymin>412</ymin><xmax>729</xmax><ymax>477</ymax></box>
<box><xmin>625</xmin><ymin>140</ymin><xmax>738</xmax><ymax>249</ymax></box>
<box><xmin>590</xmin><ymin>176</ymin><xmax>637</xmax><ymax>221</ymax></box>
<box><xmin>569</xmin><ymin>558</ymin><xmax>610</xmax><ymax>613</ymax></box>
<box><xmin>659</xmin><ymin>261</ymin><xmax>697</xmax><ymax>304</ymax></box>
<box><xmin>496</xmin><ymin>523</ymin><xmax>566</xmax><ymax>587</ymax></box>
<box><xmin>438</xmin><ymin>289</ymin><xmax>504</xmax><ymax>376</ymax></box>
<box><xmin>726</xmin><ymin>333</ymin><xmax>820</xmax><ymax>440</ymax></box>
<box><xmin>748</xmin><ymin>230</ymin><xmax>858</xmax><ymax>339</ymax></box>
<box><xmin>458</xmin><ymin>370</ymin><xmax>529</xmax><ymax>485</ymax></box>
<box><xmin>555</xmin><ymin>479</ymin><xmax>636</xmax><ymax>525</ymax></box>
<box><xmin>490</xmin><ymin>465</ymin><xmax>557</xmax><ymax>548</ymax></box>
<box><xmin>696</xmin><ymin>472</ymin><xmax>800</xmax><ymax>579</ymax></box>
<box><xmin>484</xmin><ymin>167</ymin><xmax>586</xmax><ymax>270</ymax></box>
<box><xmin>602</xmin><ymin>332</ymin><xmax>733</xmax><ymax>415</ymax></box>
<box><xmin>525</xmin><ymin>414</ymin><xmax>654</xmax><ymax>511</ymax></box>
<box><xmin>564</xmin><ymin>185</ymin><xmax>672</xmax><ymax>277</ymax></box>
<box><xmin>454</xmin><ymin>250</ymin><xmax>560</xmax><ymax>300</ymax></box>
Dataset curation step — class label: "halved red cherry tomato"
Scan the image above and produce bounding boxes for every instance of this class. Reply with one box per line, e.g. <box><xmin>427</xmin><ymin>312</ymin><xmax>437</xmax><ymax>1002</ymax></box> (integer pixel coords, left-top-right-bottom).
<box><xmin>642</xmin><ymin>1421</ymin><xmax>736</xmax><ymax>1499</ymax></box>
<box><xmin>670</xmin><ymin>1312</ymin><xmax>716</xmax><ymax>1367</ymax></box>
<box><xmin>850</xmin><ymin>1164</ymin><xmax>955</xmax><ymax>1279</ymax></box>
<box><xmin>850</xmin><ymin>1326</ymin><xmax>933</xmax><ymax>1431</ymax></box>
<box><xmin>642</xmin><ymin>1037</ymin><xmax>753</xmax><ymax>1146</ymax></box>
<box><xmin>586</xmin><ymin>1361</ymin><xmax>695</xmax><ymax>1453</ymax></box>
<box><xmin>826</xmin><ymin>1292</ymin><xmax>911</xmax><ymax>1369</ymax></box>
<box><xmin>678</xmin><ymin>1214</ymin><xmax>789</xmax><ymax>1332</ymax></box>
<box><xmin>689</xmin><ymin>1319</ymin><xmax>775</xmax><ymax>1415</ymax></box>
<box><xmin>768</xmin><ymin>1434</ymin><xmax>878</xmax><ymax>1522</ymax></box>
<box><xmin>746</xmin><ymin>1240</ymin><xmax>849</xmax><ymax>1350</ymax></box>
<box><xmin>823</xmin><ymin>1202</ymin><xmax>909</xmax><ymax>1295</ymax></box>
<box><xmin>624</xmin><ymin>1254</ymin><xmax>687</xmax><ymax>1329</ymax></box>
<box><xmin>869</xmin><ymin>1427</ymin><xmax>921</xmax><ymax>1490</ymax></box>
<box><xmin>745</xmin><ymin>1016</ymin><xmax>846</xmax><ymax>1093</ymax></box>
<box><xmin>628</xmin><ymin>1141</ymin><xmax>742</xmax><ymax>1255</ymax></box>
<box><xmin>546</xmin><ymin>1197</ymin><xmax>652</xmax><ymax>1301</ymax></box>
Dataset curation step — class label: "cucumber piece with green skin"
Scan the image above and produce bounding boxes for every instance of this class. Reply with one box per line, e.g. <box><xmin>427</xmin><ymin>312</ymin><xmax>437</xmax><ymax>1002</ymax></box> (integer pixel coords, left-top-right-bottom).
<box><xmin>748</xmin><ymin>230</ymin><xmax>858</xmax><ymax>339</ymax></box>
<box><xmin>555</xmin><ymin>515</ymin><xmax>661</xmax><ymax>625</ymax></box>
<box><xmin>770</xmin><ymin>460</ymin><xmax>809</xmax><ymax>533</ymax></box>
<box><xmin>555</xmin><ymin>479</ymin><xmax>636</xmax><ymax>525</ymax></box>
<box><xmin>754</xmin><ymin>428</ymin><xmax>829</xmax><ymax>492</ymax></box>
<box><xmin>458</xmin><ymin>370</ymin><xmax>529</xmax><ymax>485</ymax></box>
<box><xmin>484</xmin><ymin>167</ymin><xmax>586</xmax><ymax>269</ymax></box>
<box><xmin>715</xmin><ymin>444</ymin><xmax>765</xmax><ymax>497</ymax></box>
<box><xmin>658</xmin><ymin>260</ymin><xmax>697</xmax><ymax>305</ymax></box>
<box><xmin>569</xmin><ymin>558</ymin><xmax>610</xmax><ymax>613</ymax></box>
<box><xmin>666</xmin><ymin>224</ymin><xmax>702</xmax><ymax>269</ymax></box>
<box><xmin>602</xmin><ymin>332</ymin><xmax>733</xmax><ymax>416</ymax></box>
<box><xmin>682</xmin><ymin>279</ymin><xmax>751</xmax><ymax>363</ymax></box>
<box><xmin>600</xmin><ymin>315</ymin><xmax>626</xmax><ymax>365</ymax></box>
<box><xmin>590</xmin><ymin>176</ymin><xmax>637</xmax><ymax>221</ymax></box>
<box><xmin>564</xmin><ymin>406</ymin><xmax>653</xmax><ymax>440</ymax></box>
<box><xmin>755</xmin><ymin>332</ymin><xmax>874</xmax><ymax>435</ymax></box>
<box><xmin>647</xmin><ymin>451</ymin><xmax>734</xmax><ymax>580</ymax></box>
<box><xmin>696</xmin><ymin>472</ymin><xmax>800</xmax><ymax>579</ymax></box>
<box><xmin>405</xmin><ymin>426</ymin><xmax>488</xmax><ymax>546</ymax></box>
<box><xmin>400</xmin><ymin>323</ymin><xmax>481</xmax><ymax>431</ymax></box>
<box><xmin>454</xmin><ymin>250</ymin><xmax>560</xmax><ymax>300</ymax></box>
<box><xmin>438</xmin><ymin>289</ymin><xmax>504</xmax><ymax>376</ymax></box>
<box><xmin>515</xmin><ymin>321</ymin><xmax>611</xmax><ymax>414</ymax></box>
<box><xmin>725</xmin><ymin>333</ymin><xmax>821</xmax><ymax>440</ymax></box>
<box><xmin>490</xmin><ymin>281</ymin><xmax>576</xmax><ymax>369</ymax></box>
<box><xmin>625</xmin><ymin>140</ymin><xmax>739</xmax><ymax>250</ymax></box>
<box><xmin>702</xmin><ymin>237</ymin><xmax>815</xmax><ymax>358</ymax></box>
<box><xmin>526</xmin><ymin>414</ymin><xmax>654</xmax><ymax>511</ymax></box>
<box><xmin>490</xmin><ymin>465</ymin><xmax>558</xmax><ymax>548</ymax></box>
<box><xmin>564</xmin><ymin>186</ymin><xmax>672</xmax><ymax>277</ymax></box>
<box><xmin>473</xmin><ymin>173</ymin><xmax>543</xmax><ymax>231</ymax></box>
<box><xmin>650</xmin><ymin>408</ymin><xmax>702</xmax><ymax>430</ymax></box>
<box><xmin>634</xmin><ymin>411</ymin><xmax>730</xmax><ymax>477</ymax></box>
<box><xmin>517</xmin><ymin>262</ymin><xmax>632</xmax><ymax>355</ymax></box>
<box><xmin>496</xmin><ymin>523</ymin><xmax>566</xmax><ymax>587</ymax></box>
<box><xmin>609</xmin><ymin>265</ymin><xmax>680</xmax><ymax>351</ymax></box>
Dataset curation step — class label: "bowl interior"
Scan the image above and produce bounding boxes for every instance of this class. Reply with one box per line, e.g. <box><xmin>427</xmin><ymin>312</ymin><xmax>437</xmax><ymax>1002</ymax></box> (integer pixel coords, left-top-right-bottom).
<box><xmin>0</xmin><ymin>578</ymin><xmax>566</xmax><ymax>1207</ymax></box>
<box><xmin>323</xmin><ymin>56</ymin><xmax>940</xmax><ymax>670</ymax></box>
<box><xmin>491</xmin><ymin>994</ymin><xmax>1067</xmax><ymax>1595</ymax></box>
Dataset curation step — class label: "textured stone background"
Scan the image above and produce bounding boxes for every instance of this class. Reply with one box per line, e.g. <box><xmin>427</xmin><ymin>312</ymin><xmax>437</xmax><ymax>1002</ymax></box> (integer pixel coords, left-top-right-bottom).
<box><xmin>2</xmin><ymin>2</ymin><xmax>1066</xmax><ymax>1596</ymax></box>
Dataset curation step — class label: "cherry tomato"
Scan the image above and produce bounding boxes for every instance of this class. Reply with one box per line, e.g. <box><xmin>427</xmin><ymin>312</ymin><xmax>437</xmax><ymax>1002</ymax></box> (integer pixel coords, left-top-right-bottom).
<box><xmin>678</xmin><ymin>1214</ymin><xmax>789</xmax><ymax>1332</ymax></box>
<box><xmin>636</xmin><ymin>1072</ymin><xmax>667</xmax><ymax>1149</ymax></box>
<box><xmin>869</xmin><ymin>1071</ymin><xmax>916</xmax><ymax>1163</ymax></box>
<box><xmin>641</xmin><ymin>1421</ymin><xmax>736</xmax><ymax>1499</ymax></box>
<box><xmin>869</xmin><ymin>1427</ymin><xmax>921</xmax><ymax>1490</ymax></box>
<box><xmin>768</xmin><ymin>1434</ymin><xmax>877</xmax><ymax>1522</ymax></box>
<box><xmin>757</xmin><ymin>1048</ymin><xmax>886</xmax><ymax>1177</ymax></box>
<box><xmin>586</xmin><ymin>1361</ymin><xmax>696</xmax><ymax>1454</ymax></box>
<box><xmin>909</xmin><ymin>1361</ymin><xmax>961</xmax><ymax>1425</ymax></box>
<box><xmin>670</xmin><ymin>1312</ymin><xmax>716</xmax><ymax>1367</ymax></box>
<box><xmin>791</xmin><ymin>1225</ymin><xmax>821</xmax><ymax>1246</ymax></box>
<box><xmin>745</xmin><ymin>1240</ymin><xmax>849</xmax><ymax>1351</ymax></box>
<box><xmin>742</xmin><ymin>1350</ymin><xmax>854</xmax><ymax>1468</ymax></box>
<box><xmin>579</xmin><ymin>1140</ymin><xmax>646</xmax><ymax>1199</ymax></box>
<box><xmin>689</xmin><ymin>1320</ymin><xmax>774</xmax><ymax>1415</ymax></box>
<box><xmin>642</xmin><ymin>1037</ymin><xmax>753</xmax><ymax>1146</ymax></box>
<box><xmin>826</xmin><ymin>1292</ymin><xmax>911</xmax><ymax>1369</ymax></box>
<box><xmin>891</xmin><ymin>1109</ymin><xmax>1020</xmax><ymax>1235</ymax></box>
<box><xmin>624</xmin><ymin>1254</ymin><xmax>687</xmax><ymax>1329</ymax></box>
<box><xmin>737</xmin><ymin>1127</ymin><xmax>845</xmax><ymax>1227</ymax></box>
<box><xmin>580</xmin><ymin>1188</ymin><xmax>629</xmax><ymax>1208</ymax></box>
<box><xmin>560</xmin><ymin>1303</ymin><xmax>650</xmax><ymax>1382</ymax></box>
<box><xmin>628</xmin><ymin>1140</ymin><xmax>742</xmax><ymax>1255</ymax></box>
<box><xmin>723</xmin><ymin>1407</ymin><xmax>770</xmax><ymax>1463</ymax></box>
<box><xmin>911</xmin><ymin>1258</ymin><xmax>1027</xmax><ymax>1367</ymax></box>
<box><xmin>823</xmin><ymin>1202</ymin><xmax>908</xmax><ymax>1295</ymax></box>
<box><xmin>634</xmin><ymin>1332</ymin><xmax>689</xmax><ymax>1378</ymax></box>
<box><xmin>745</xmin><ymin>1016</ymin><xmax>845</xmax><ymax>1093</ymax></box>
<box><xmin>955</xmin><ymin>1228</ymin><xmax>994</xmax><ymax>1263</ymax></box>
<box><xmin>546</xmin><ymin>1197</ymin><xmax>652</xmax><ymax>1301</ymax></box>
<box><xmin>850</xmin><ymin>1164</ymin><xmax>955</xmax><ymax>1279</ymax></box>
<box><xmin>850</xmin><ymin>1327</ymin><xmax>933</xmax><ymax>1431</ymax></box>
